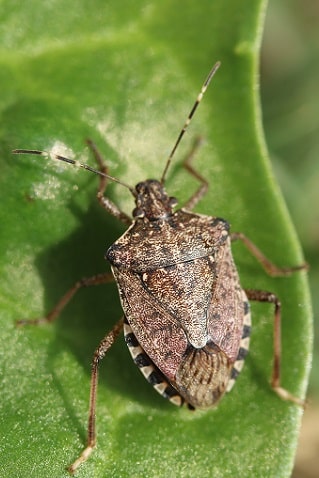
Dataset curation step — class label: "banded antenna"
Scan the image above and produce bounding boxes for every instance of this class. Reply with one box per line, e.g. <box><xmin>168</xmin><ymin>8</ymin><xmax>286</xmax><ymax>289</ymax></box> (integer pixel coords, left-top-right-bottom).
<box><xmin>160</xmin><ymin>61</ymin><xmax>220</xmax><ymax>184</ymax></box>
<box><xmin>13</xmin><ymin>61</ymin><xmax>220</xmax><ymax>192</ymax></box>
<box><xmin>12</xmin><ymin>145</ymin><xmax>135</xmax><ymax>194</ymax></box>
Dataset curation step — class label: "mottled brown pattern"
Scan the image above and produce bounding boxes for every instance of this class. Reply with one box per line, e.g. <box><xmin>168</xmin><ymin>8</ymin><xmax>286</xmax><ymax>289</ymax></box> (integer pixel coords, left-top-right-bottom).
<box><xmin>107</xmin><ymin>185</ymin><xmax>248</xmax><ymax>407</ymax></box>
<box><xmin>14</xmin><ymin>62</ymin><xmax>305</xmax><ymax>474</ymax></box>
<box><xmin>175</xmin><ymin>345</ymin><xmax>231</xmax><ymax>408</ymax></box>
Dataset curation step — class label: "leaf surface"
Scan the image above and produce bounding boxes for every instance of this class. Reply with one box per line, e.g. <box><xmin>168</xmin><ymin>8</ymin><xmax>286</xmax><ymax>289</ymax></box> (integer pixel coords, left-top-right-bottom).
<box><xmin>0</xmin><ymin>1</ymin><xmax>311</xmax><ymax>477</ymax></box>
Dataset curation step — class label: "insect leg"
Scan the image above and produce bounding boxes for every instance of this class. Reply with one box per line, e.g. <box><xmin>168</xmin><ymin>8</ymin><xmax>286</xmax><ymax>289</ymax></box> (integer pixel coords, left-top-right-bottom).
<box><xmin>86</xmin><ymin>139</ymin><xmax>132</xmax><ymax>225</ymax></box>
<box><xmin>231</xmin><ymin>232</ymin><xmax>308</xmax><ymax>276</ymax></box>
<box><xmin>182</xmin><ymin>136</ymin><xmax>208</xmax><ymax>210</ymax></box>
<box><xmin>16</xmin><ymin>273</ymin><xmax>114</xmax><ymax>326</ymax></box>
<box><xmin>68</xmin><ymin>317</ymin><xmax>124</xmax><ymax>474</ymax></box>
<box><xmin>245</xmin><ymin>289</ymin><xmax>305</xmax><ymax>407</ymax></box>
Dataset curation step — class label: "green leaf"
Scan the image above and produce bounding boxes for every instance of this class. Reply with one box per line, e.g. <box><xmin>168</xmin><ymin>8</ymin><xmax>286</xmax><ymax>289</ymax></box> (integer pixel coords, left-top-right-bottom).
<box><xmin>0</xmin><ymin>1</ymin><xmax>312</xmax><ymax>477</ymax></box>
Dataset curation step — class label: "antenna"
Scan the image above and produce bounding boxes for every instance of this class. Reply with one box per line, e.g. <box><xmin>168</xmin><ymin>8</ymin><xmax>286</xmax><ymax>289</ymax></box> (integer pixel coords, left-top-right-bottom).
<box><xmin>160</xmin><ymin>61</ymin><xmax>220</xmax><ymax>184</ymax></box>
<box><xmin>12</xmin><ymin>148</ymin><xmax>135</xmax><ymax>194</ymax></box>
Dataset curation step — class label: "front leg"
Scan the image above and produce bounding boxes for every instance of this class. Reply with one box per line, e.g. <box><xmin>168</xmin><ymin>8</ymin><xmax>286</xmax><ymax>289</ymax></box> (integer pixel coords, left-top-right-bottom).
<box><xmin>182</xmin><ymin>136</ymin><xmax>208</xmax><ymax>211</ymax></box>
<box><xmin>86</xmin><ymin>139</ymin><xmax>132</xmax><ymax>225</ymax></box>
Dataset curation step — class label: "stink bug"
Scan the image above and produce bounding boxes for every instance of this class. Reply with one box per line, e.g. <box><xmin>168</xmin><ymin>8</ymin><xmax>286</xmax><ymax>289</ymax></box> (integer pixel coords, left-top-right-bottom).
<box><xmin>13</xmin><ymin>61</ymin><xmax>307</xmax><ymax>473</ymax></box>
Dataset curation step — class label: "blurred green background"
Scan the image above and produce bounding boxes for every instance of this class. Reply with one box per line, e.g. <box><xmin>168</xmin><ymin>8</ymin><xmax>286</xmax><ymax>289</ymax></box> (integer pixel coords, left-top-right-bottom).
<box><xmin>261</xmin><ymin>1</ymin><xmax>318</xmax><ymax>476</ymax></box>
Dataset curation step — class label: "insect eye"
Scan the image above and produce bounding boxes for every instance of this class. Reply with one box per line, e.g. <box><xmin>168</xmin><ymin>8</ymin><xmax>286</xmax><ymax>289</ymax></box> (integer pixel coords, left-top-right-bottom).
<box><xmin>169</xmin><ymin>197</ymin><xmax>178</xmax><ymax>208</ymax></box>
<box><xmin>132</xmin><ymin>206</ymin><xmax>145</xmax><ymax>218</ymax></box>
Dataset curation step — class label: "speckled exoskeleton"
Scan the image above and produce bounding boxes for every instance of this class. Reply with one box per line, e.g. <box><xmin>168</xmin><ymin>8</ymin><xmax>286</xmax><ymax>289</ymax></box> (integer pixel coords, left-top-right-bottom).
<box><xmin>13</xmin><ymin>62</ymin><xmax>307</xmax><ymax>474</ymax></box>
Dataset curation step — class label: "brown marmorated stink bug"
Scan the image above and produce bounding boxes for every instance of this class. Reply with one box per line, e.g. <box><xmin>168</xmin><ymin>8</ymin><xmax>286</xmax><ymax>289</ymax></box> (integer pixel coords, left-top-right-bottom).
<box><xmin>13</xmin><ymin>61</ymin><xmax>307</xmax><ymax>473</ymax></box>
